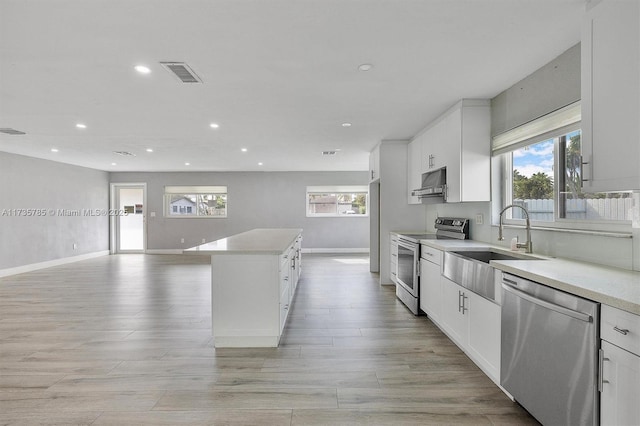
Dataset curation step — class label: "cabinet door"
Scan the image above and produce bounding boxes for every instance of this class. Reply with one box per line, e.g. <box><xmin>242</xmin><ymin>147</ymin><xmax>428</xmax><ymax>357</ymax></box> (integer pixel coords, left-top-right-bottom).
<box><xmin>419</xmin><ymin>258</ymin><xmax>442</xmax><ymax>324</ymax></box>
<box><xmin>582</xmin><ymin>0</ymin><xmax>640</xmax><ymax>192</ymax></box>
<box><xmin>601</xmin><ymin>340</ymin><xmax>640</xmax><ymax>426</ymax></box>
<box><xmin>466</xmin><ymin>291</ymin><xmax>501</xmax><ymax>383</ymax></box>
<box><xmin>407</xmin><ymin>139</ymin><xmax>422</xmax><ymax>204</ymax></box>
<box><xmin>440</xmin><ymin>278</ymin><xmax>468</xmax><ymax>347</ymax></box>
<box><xmin>369</xmin><ymin>145</ymin><xmax>381</xmax><ymax>182</ymax></box>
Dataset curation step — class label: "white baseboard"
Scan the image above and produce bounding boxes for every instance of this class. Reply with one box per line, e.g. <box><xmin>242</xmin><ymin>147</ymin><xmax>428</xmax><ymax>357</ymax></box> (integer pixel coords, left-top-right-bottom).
<box><xmin>0</xmin><ymin>250</ymin><xmax>110</xmax><ymax>278</ymax></box>
<box><xmin>145</xmin><ymin>249</ymin><xmax>184</xmax><ymax>255</ymax></box>
<box><xmin>302</xmin><ymin>248</ymin><xmax>370</xmax><ymax>254</ymax></box>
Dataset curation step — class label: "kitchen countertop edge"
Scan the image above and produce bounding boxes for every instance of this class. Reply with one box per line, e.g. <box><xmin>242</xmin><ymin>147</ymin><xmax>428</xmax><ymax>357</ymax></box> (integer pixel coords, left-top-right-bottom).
<box><xmin>183</xmin><ymin>228</ymin><xmax>302</xmax><ymax>255</ymax></box>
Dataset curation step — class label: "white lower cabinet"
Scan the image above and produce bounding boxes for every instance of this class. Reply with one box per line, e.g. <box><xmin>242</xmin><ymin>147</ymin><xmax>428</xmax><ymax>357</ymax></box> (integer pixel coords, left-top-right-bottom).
<box><xmin>419</xmin><ymin>245</ymin><xmax>442</xmax><ymax>322</ymax></box>
<box><xmin>600</xmin><ymin>305</ymin><xmax>640</xmax><ymax>425</ymax></box>
<box><xmin>439</xmin><ymin>277</ymin><xmax>501</xmax><ymax>384</ymax></box>
<box><xmin>390</xmin><ymin>234</ymin><xmax>399</xmax><ymax>284</ymax></box>
<box><xmin>466</xmin><ymin>290</ymin><xmax>500</xmax><ymax>382</ymax></box>
<box><xmin>440</xmin><ymin>277</ymin><xmax>468</xmax><ymax>347</ymax></box>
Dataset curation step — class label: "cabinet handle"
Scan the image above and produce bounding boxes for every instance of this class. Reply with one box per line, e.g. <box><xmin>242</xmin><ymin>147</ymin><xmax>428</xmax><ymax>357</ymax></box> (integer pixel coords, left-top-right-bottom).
<box><xmin>425</xmin><ymin>252</ymin><xmax>433</xmax><ymax>257</ymax></box>
<box><xmin>613</xmin><ymin>326</ymin><xmax>629</xmax><ymax>335</ymax></box>
<box><xmin>598</xmin><ymin>349</ymin><xmax>610</xmax><ymax>392</ymax></box>
<box><xmin>371</xmin><ymin>170</ymin><xmax>374</xmax><ymax>180</ymax></box>
<box><xmin>284</xmin><ymin>304</ymin><xmax>289</xmax><ymax>310</ymax></box>
<box><xmin>502</xmin><ymin>277</ymin><xmax>518</xmax><ymax>286</ymax></box>
<box><xmin>284</xmin><ymin>277</ymin><xmax>288</xmax><ymax>281</ymax></box>
<box><xmin>580</xmin><ymin>155</ymin><xmax>591</xmax><ymax>184</ymax></box>
<box><xmin>461</xmin><ymin>293</ymin><xmax>468</xmax><ymax>315</ymax></box>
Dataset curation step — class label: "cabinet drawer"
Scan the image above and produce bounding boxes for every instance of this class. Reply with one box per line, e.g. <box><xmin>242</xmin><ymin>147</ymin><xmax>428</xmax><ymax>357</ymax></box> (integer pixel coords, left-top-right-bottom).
<box><xmin>601</xmin><ymin>304</ymin><xmax>640</xmax><ymax>355</ymax></box>
<box><xmin>420</xmin><ymin>245</ymin><xmax>442</xmax><ymax>265</ymax></box>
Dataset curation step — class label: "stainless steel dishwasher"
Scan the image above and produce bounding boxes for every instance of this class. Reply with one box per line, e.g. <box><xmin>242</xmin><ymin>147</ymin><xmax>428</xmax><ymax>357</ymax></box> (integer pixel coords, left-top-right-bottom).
<box><xmin>501</xmin><ymin>272</ymin><xmax>599</xmax><ymax>426</ymax></box>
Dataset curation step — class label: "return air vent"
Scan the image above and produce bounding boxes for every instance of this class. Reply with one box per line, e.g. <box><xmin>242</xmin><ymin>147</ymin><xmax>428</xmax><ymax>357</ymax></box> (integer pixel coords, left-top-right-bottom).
<box><xmin>113</xmin><ymin>151</ymin><xmax>136</xmax><ymax>157</ymax></box>
<box><xmin>322</xmin><ymin>151</ymin><xmax>337</xmax><ymax>156</ymax></box>
<box><xmin>160</xmin><ymin>62</ymin><xmax>203</xmax><ymax>83</ymax></box>
<box><xmin>0</xmin><ymin>128</ymin><xmax>26</xmax><ymax>135</ymax></box>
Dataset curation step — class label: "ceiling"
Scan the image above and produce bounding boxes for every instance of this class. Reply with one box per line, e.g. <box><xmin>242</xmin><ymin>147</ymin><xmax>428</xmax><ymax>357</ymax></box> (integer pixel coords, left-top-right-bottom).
<box><xmin>0</xmin><ymin>0</ymin><xmax>584</xmax><ymax>172</ymax></box>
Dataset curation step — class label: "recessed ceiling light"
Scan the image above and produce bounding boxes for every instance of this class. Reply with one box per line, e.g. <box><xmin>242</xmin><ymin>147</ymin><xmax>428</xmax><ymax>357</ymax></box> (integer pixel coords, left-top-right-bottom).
<box><xmin>76</xmin><ymin>123</ymin><xmax>87</xmax><ymax>129</ymax></box>
<box><xmin>342</xmin><ymin>122</ymin><xmax>352</xmax><ymax>127</ymax></box>
<box><xmin>135</xmin><ymin>65</ymin><xmax>151</xmax><ymax>74</ymax></box>
<box><xmin>210</xmin><ymin>123</ymin><xmax>219</xmax><ymax>129</ymax></box>
<box><xmin>185</xmin><ymin>162</ymin><xmax>190</xmax><ymax>166</ymax></box>
<box><xmin>51</xmin><ymin>148</ymin><xmax>59</xmax><ymax>152</ymax></box>
<box><xmin>111</xmin><ymin>162</ymin><xmax>117</xmax><ymax>166</ymax></box>
<box><xmin>241</xmin><ymin>148</ymin><xmax>248</xmax><ymax>152</ymax></box>
<box><xmin>258</xmin><ymin>162</ymin><xmax>263</xmax><ymax>166</ymax></box>
<box><xmin>358</xmin><ymin>63</ymin><xmax>373</xmax><ymax>71</ymax></box>
<box><xmin>146</xmin><ymin>148</ymin><xmax>153</xmax><ymax>152</ymax></box>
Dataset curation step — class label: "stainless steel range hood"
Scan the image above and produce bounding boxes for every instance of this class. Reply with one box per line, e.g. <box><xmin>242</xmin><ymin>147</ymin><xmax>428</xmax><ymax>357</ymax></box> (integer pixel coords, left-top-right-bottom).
<box><xmin>411</xmin><ymin>167</ymin><xmax>447</xmax><ymax>204</ymax></box>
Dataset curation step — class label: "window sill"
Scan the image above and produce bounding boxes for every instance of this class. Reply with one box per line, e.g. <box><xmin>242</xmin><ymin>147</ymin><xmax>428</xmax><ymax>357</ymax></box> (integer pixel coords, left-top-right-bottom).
<box><xmin>496</xmin><ymin>223</ymin><xmax>632</xmax><ymax>239</ymax></box>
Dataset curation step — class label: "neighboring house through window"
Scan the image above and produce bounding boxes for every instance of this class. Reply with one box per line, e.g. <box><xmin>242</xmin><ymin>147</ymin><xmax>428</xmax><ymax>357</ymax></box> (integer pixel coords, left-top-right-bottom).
<box><xmin>164</xmin><ymin>186</ymin><xmax>228</xmax><ymax>218</ymax></box>
<box><xmin>306</xmin><ymin>186</ymin><xmax>368</xmax><ymax>217</ymax></box>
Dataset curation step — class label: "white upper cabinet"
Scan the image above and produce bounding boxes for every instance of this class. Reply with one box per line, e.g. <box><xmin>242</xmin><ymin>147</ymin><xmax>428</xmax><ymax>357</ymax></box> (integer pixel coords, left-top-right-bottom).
<box><xmin>581</xmin><ymin>0</ymin><xmax>640</xmax><ymax>192</ymax></box>
<box><xmin>369</xmin><ymin>144</ymin><xmax>381</xmax><ymax>183</ymax></box>
<box><xmin>408</xmin><ymin>99</ymin><xmax>491</xmax><ymax>203</ymax></box>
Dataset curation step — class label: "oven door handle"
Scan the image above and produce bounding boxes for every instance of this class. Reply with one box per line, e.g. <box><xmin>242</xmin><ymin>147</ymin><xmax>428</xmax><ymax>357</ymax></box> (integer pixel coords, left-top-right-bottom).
<box><xmin>502</xmin><ymin>283</ymin><xmax>592</xmax><ymax>323</ymax></box>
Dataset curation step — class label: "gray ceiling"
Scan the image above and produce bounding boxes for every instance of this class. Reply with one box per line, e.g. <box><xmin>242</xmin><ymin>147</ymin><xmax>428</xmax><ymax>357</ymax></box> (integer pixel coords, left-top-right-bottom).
<box><xmin>0</xmin><ymin>0</ymin><xmax>584</xmax><ymax>172</ymax></box>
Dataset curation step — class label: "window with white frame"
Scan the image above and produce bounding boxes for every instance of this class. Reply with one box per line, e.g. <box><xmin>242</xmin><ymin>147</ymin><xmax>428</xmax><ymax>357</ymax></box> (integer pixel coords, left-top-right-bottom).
<box><xmin>306</xmin><ymin>186</ymin><xmax>368</xmax><ymax>217</ymax></box>
<box><xmin>493</xmin><ymin>102</ymin><xmax>633</xmax><ymax>227</ymax></box>
<box><xmin>164</xmin><ymin>186</ymin><xmax>227</xmax><ymax>218</ymax></box>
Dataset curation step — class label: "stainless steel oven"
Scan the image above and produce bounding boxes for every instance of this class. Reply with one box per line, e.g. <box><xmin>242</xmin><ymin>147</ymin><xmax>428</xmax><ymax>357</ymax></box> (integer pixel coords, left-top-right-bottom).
<box><xmin>395</xmin><ymin>217</ymin><xmax>470</xmax><ymax>315</ymax></box>
<box><xmin>395</xmin><ymin>237</ymin><xmax>420</xmax><ymax>313</ymax></box>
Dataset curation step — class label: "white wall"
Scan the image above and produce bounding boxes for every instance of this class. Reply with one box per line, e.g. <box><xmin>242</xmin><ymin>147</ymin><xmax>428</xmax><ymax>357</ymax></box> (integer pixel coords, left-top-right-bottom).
<box><xmin>109</xmin><ymin>170</ymin><xmax>369</xmax><ymax>251</ymax></box>
<box><xmin>0</xmin><ymin>151</ymin><xmax>110</xmax><ymax>270</ymax></box>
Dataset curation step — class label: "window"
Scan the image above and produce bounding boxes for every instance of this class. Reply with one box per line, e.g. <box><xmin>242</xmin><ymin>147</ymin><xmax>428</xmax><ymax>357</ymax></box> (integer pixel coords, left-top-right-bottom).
<box><xmin>164</xmin><ymin>186</ymin><xmax>227</xmax><ymax>218</ymax></box>
<box><xmin>306</xmin><ymin>186</ymin><xmax>368</xmax><ymax>217</ymax></box>
<box><xmin>493</xmin><ymin>102</ymin><xmax>633</xmax><ymax>227</ymax></box>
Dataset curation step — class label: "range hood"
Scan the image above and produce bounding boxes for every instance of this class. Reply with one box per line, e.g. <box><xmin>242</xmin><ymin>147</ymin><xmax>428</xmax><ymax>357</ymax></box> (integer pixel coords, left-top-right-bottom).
<box><xmin>411</xmin><ymin>167</ymin><xmax>447</xmax><ymax>204</ymax></box>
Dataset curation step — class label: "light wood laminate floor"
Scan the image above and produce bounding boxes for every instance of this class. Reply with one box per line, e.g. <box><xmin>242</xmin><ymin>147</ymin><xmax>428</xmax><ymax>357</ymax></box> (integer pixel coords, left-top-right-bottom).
<box><xmin>0</xmin><ymin>254</ymin><xmax>538</xmax><ymax>425</ymax></box>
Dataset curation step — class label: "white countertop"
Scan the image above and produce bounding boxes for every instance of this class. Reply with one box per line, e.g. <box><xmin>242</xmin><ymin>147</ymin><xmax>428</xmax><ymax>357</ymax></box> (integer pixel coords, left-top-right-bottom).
<box><xmin>419</xmin><ymin>238</ymin><xmax>640</xmax><ymax>315</ymax></box>
<box><xmin>183</xmin><ymin>228</ymin><xmax>302</xmax><ymax>255</ymax></box>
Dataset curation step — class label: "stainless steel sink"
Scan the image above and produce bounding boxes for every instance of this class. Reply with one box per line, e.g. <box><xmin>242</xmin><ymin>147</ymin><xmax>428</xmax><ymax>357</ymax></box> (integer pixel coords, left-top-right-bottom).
<box><xmin>449</xmin><ymin>250</ymin><xmax>534</xmax><ymax>264</ymax></box>
<box><xmin>443</xmin><ymin>250</ymin><xmax>542</xmax><ymax>302</ymax></box>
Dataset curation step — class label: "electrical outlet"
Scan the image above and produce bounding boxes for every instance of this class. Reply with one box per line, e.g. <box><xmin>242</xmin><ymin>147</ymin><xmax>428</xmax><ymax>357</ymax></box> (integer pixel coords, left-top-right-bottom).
<box><xmin>150</xmin><ymin>211</ymin><xmax>156</xmax><ymax>217</ymax></box>
<box><xmin>475</xmin><ymin>213</ymin><xmax>483</xmax><ymax>225</ymax></box>
<box><xmin>180</xmin><ymin>238</ymin><xmax>185</xmax><ymax>244</ymax></box>
<box><xmin>201</xmin><ymin>238</ymin><xmax>206</xmax><ymax>243</ymax></box>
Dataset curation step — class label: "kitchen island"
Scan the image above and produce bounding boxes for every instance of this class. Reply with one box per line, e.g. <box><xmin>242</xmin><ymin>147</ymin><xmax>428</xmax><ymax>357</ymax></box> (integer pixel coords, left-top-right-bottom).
<box><xmin>184</xmin><ymin>228</ymin><xmax>303</xmax><ymax>347</ymax></box>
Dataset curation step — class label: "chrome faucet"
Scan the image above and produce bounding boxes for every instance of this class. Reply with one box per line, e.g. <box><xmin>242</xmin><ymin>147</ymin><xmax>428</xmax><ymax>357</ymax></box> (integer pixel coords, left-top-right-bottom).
<box><xmin>498</xmin><ymin>204</ymin><xmax>533</xmax><ymax>253</ymax></box>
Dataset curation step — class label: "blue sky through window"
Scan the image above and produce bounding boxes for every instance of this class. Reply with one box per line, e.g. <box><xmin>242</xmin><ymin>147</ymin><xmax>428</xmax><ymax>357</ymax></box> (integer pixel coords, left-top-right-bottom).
<box><xmin>513</xmin><ymin>139</ymin><xmax>554</xmax><ymax>178</ymax></box>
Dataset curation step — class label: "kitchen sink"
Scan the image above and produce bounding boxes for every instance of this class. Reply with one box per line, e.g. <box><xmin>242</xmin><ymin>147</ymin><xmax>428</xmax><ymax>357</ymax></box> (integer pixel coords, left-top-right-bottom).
<box><xmin>449</xmin><ymin>249</ymin><xmax>540</xmax><ymax>264</ymax></box>
<box><xmin>443</xmin><ymin>250</ymin><xmax>543</xmax><ymax>302</ymax></box>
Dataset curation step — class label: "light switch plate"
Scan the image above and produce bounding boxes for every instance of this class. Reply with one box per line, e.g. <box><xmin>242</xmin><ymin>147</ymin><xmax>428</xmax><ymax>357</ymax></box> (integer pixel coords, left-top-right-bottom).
<box><xmin>475</xmin><ymin>213</ymin><xmax>483</xmax><ymax>225</ymax></box>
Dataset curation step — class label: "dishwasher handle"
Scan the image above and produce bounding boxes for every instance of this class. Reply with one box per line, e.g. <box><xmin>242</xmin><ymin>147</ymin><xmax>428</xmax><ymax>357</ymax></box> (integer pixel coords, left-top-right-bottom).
<box><xmin>502</xmin><ymin>282</ymin><xmax>593</xmax><ymax>323</ymax></box>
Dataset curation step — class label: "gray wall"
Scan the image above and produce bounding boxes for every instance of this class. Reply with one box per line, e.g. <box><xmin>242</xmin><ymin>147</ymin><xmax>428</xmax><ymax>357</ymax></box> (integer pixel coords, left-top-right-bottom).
<box><xmin>491</xmin><ymin>43</ymin><xmax>581</xmax><ymax>136</ymax></box>
<box><xmin>0</xmin><ymin>151</ymin><xmax>109</xmax><ymax>269</ymax></box>
<box><xmin>109</xmin><ymin>171</ymin><xmax>369</xmax><ymax>250</ymax></box>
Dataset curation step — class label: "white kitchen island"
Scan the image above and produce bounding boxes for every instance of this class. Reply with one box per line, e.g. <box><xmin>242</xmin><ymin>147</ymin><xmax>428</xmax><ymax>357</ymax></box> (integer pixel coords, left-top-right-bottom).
<box><xmin>184</xmin><ymin>228</ymin><xmax>302</xmax><ymax>348</ymax></box>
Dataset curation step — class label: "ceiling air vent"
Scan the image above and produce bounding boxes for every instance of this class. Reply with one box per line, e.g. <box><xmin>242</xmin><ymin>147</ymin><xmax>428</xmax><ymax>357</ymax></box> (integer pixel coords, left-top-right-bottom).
<box><xmin>113</xmin><ymin>151</ymin><xmax>136</xmax><ymax>157</ymax></box>
<box><xmin>0</xmin><ymin>128</ymin><xmax>26</xmax><ymax>135</ymax></box>
<box><xmin>160</xmin><ymin>62</ymin><xmax>203</xmax><ymax>83</ymax></box>
<box><xmin>322</xmin><ymin>151</ymin><xmax>337</xmax><ymax>156</ymax></box>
